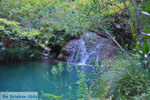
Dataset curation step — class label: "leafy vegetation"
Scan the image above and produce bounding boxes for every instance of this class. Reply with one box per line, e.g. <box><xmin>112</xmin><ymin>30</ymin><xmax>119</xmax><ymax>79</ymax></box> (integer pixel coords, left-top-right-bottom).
<box><xmin>0</xmin><ymin>0</ymin><xmax>150</xmax><ymax>100</ymax></box>
<box><xmin>0</xmin><ymin>18</ymin><xmax>42</xmax><ymax>63</ymax></box>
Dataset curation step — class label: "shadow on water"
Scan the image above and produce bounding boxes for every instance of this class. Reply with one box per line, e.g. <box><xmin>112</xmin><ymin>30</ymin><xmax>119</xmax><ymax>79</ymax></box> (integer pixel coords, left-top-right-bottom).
<box><xmin>0</xmin><ymin>61</ymin><xmax>94</xmax><ymax>100</ymax></box>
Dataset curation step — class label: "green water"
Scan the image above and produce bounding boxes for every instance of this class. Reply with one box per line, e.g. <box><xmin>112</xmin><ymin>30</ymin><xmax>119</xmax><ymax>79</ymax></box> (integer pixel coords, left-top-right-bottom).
<box><xmin>0</xmin><ymin>61</ymin><xmax>93</xmax><ymax>100</ymax></box>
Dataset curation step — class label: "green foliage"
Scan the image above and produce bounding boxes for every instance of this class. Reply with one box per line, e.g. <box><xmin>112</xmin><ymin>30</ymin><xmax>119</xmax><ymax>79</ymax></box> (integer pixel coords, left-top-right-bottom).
<box><xmin>134</xmin><ymin>37</ymin><xmax>150</xmax><ymax>70</ymax></box>
<box><xmin>75</xmin><ymin>66</ymin><xmax>89</xmax><ymax>99</ymax></box>
<box><xmin>0</xmin><ymin>0</ymin><xmax>150</xmax><ymax>99</ymax></box>
<box><xmin>0</xmin><ymin>0</ymin><xmax>53</xmax><ymax>18</ymax></box>
<box><xmin>0</xmin><ymin>0</ymin><xmax>81</xmax><ymax>51</ymax></box>
<box><xmin>40</xmin><ymin>92</ymin><xmax>62</xmax><ymax>100</ymax></box>
<box><xmin>66</xmin><ymin>62</ymin><xmax>71</xmax><ymax>72</ymax></box>
<box><xmin>0</xmin><ymin>47</ymin><xmax>42</xmax><ymax>63</ymax></box>
<box><xmin>0</xmin><ymin>18</ymin><xmax>40</xmax><ymax>40</ymax></box>
<box><xmin>51</xmin><ymin>62</ymin><xmax>64</xmax><ymax>76</ymax></box>
<box><xmin>141</xmin><ymin>0</ymin><xmax>150</xmax><ymax>13</ymax></box>
<box><xmin>145</xmin><ymin>1</ymin><xmax>150</xmax><ymax>13</ymax></box>
<box><xmin>0</xmin><ymin>18</ymin><xmax>42</xmax><ymax>63</ymax></box>
<box><xmin>93</xmin><ymin>52</ymin><xmax>150</xmax><ymax>100</ymax></box>
<box><xmin>113</xmin><ymin>64</ymin><xmax>150</xmax><ymax>100</ymax></box>
<box><xmin>91</xmin><ymin>60</ymin><xmax>102</xmax><ymax>76</ymax></box>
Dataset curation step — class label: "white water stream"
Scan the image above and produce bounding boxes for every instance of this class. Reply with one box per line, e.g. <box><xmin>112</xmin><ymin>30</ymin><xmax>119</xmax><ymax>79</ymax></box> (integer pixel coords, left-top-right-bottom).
<box><xmin>67</xmin><ymin>33</ymin><xmax>106</xmax><ymax>65</ymax></box>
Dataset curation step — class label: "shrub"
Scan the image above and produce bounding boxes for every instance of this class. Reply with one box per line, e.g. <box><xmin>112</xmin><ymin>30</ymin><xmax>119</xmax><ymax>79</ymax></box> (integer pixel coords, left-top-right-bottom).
<box><xmin>0</xmin><ymin>47</ymin><xmax>42</xmax><ymax>64</ymax></box>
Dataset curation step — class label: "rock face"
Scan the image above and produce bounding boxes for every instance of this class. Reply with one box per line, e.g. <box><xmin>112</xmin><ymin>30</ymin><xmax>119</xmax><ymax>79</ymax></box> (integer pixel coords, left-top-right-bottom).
<box><xmin>109</xmin><ymin>14</ymin><xmax>133</xmax><ymax>49</ymax></box>
<box><xmin>57</xmin><ymin>53</ymin><xmax>68</xmax><ymax>61</ymax></box>
<box><xmin>58</xmin><ymin>32</ymin><xmax>115</xmax><ymax>64</ymax></box>
<box><xmin>113</xmin><ymin>23</ymin><xmax>133</xmax><ymax>48</ymax></box>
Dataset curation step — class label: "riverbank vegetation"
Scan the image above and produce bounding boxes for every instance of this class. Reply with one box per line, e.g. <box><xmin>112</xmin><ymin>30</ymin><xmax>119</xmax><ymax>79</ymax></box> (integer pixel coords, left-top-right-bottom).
<box><xmin>0</xmin><ymin>0</ymin><xmax>150</xmax><ymax>99</ymax></box>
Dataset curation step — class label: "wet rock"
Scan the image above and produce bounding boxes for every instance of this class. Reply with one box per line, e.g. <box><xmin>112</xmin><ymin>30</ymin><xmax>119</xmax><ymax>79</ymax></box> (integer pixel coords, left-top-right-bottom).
<box><xmin>113</xmin><ymin>23</ymin><xmax>133</xmax><ymax>49</ymax></box>
<box><xmin>110</xmin><ymin>14</ymin><xmax>133</xmax><ymax>49</ymax></box>
<box><xmin>57</xmin><ymin>53</ymin><xmax>68</xmax><ymax>61</ymax></box>
<box><xmin>58</xmin><ymin>32</ymin><xmax>116</xmax><ymax>64</ymax></box>
<box><xmin>116</xmin><ymin>24</ymin><xmax>121</xmax><ymax>29</ymax></box>
<box><xmin>44</xmin><ymin>47</ymin><xmax>51</xmax><ymax>52</ymax></box>
<box><xmin>45</xmin><ymin>40</ymin><xmax>49</xmax><ymax>45</ymax></box>
<box><xmin>50</xmin><ymin>53</ymin><xmax>57</xmax><ymax>58</ymax></box>
<box><xmin>0</xmin><ymin>42</ymin><xmax>3</xmax><ymax>46</ymax></box>
<box><xmin>42</xmin><ymin>53</ymin><xmax>50</xmax><ymax>60</ymax></box>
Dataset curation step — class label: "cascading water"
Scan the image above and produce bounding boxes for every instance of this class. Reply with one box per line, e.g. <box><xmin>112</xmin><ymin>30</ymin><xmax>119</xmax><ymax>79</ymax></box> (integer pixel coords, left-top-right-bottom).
<box><xmin>66</xmin><ymin>32</ymin><xmax>115</xmax><ymax>65</ymax></box>
<box><xmin>67</xmin><ymin>39</ymin><xmax>88</xmax><ymax>65</ymax></box>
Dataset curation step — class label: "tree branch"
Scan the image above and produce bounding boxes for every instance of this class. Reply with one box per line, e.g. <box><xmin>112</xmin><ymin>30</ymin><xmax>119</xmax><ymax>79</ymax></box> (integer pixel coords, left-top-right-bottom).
<box><xmin>109</xmin><ymin>1</ymin><xmax>135</xmax><ymax>23</ymax></box>
<box><xmin>133</xmin><ymin>0</ymin><xmax>141</xmax><ymax>35</ymax></box>
<box><xmin>81</xmin><ymin>14</ymin><xmax>135</xmax><ymax>66</ymax></box>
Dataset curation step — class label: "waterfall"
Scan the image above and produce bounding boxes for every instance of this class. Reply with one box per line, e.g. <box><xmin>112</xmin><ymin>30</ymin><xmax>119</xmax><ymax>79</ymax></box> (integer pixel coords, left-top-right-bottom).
<box><xmin>67</xmin><ymin>33</ymin><xmax>107</xmax><ymax>65</ymax></box>
<box><xmin>68</xmin><ymin>39</ymin><xmax>89</xmax><ymax>65</ymax></box>
<box><xmin>65</xmin><ymin>32</ymin><xmax>115</xmax><ymax>65</ymax></box>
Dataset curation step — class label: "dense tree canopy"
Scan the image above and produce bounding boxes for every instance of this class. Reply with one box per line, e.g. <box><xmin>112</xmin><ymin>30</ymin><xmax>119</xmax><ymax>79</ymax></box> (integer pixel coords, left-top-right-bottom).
<box><xmin>0</xmin><ymin>0</ymin><xmax>150</xmax><ymax>99</ymax></box>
